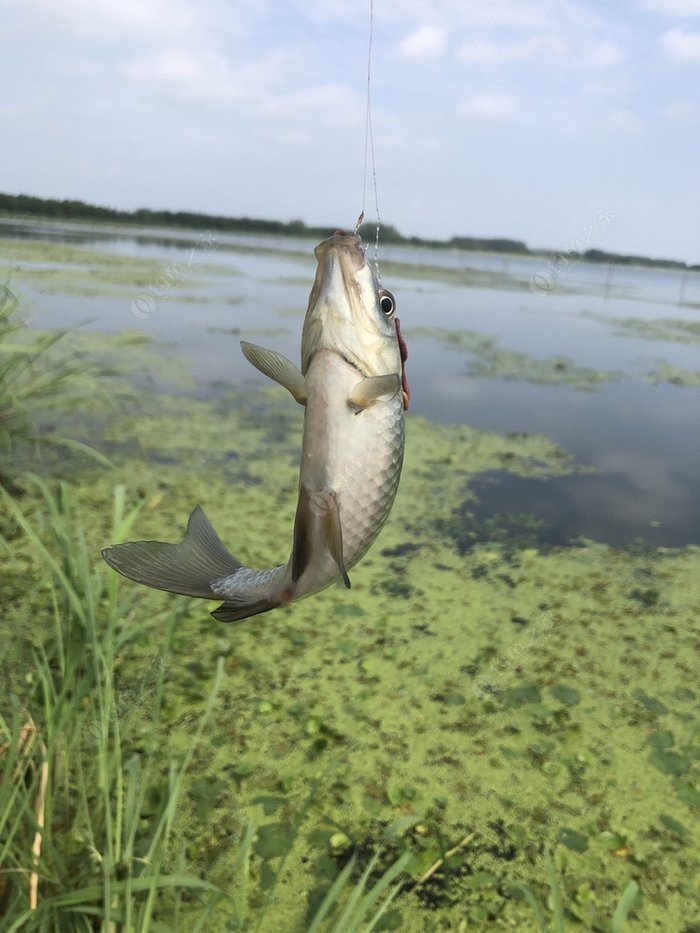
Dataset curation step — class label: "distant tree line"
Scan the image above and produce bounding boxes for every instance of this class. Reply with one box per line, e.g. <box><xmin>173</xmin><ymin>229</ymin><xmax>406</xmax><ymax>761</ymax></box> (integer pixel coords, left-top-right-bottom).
<box><xmin>0</xmin><ymin>192</ymin><xmax>696</xmax><ymax>268</ymax></box>
<box><xmin>0</xmin><ymin>193</ymin><xmax>333</xmax><ymax>239</ymax></box>
<box><xmin>0</xmin><ymin>193</ymin><xmax>530</xmax><ymax>254</ymax></box>
<box><xmin>582</xmin><ymin>248</ymin><xmax>697</xmax><ymax>271</ymax></box>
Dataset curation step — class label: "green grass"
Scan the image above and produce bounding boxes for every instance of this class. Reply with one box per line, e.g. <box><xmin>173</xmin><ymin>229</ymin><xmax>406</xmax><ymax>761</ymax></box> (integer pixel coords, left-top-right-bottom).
<box><xmin>508</xmin><ymin>853</ymin><xmax>640</xmax><ymax>932</ymax></box>
<box><xmin>307</xmin><ymin>849</ymin><xmax>413</xmax><ymax>932</ymax></box>
<box><xmin>0</xmin><ymin>479</ymin><xmax>226</xmax><ymax>930</ymax></box>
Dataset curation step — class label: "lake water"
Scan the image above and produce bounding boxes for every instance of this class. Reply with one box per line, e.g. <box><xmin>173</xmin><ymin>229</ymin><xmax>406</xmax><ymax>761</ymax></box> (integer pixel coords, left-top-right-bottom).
<box><xmin>3</xmin><ymin>217</ymin><xmax>699</xmax><ymax>549</ymax></box>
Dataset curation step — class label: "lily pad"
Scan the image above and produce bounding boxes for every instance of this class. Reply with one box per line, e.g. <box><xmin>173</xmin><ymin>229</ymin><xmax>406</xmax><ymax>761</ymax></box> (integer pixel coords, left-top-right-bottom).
<box><xmin>647</xmin><ymin>730</ymin><xmax>674</xmax><ymax>750</ymax></box>
<box><xmin>634</xmin><ymin>691</ymin><xmax>669</xmax><ymax>716</ymax></box>
<box><xmin>598</xmin><ymin>831</ymin><xmax>624</xmax><ymax>851</ymax></box>
<box><xmin>252</xmin><ymin>794</ymin><xmax>287</xmax><ymax>816</ymax></box>
<box><xmin>550</xmin><ymin>684</ymin><xmax>581</xmax><ymax>706</ymax></box>
<box><xmin>502</xmin><ymin>683</ymin><xmax>542</xmax><ymax>707</ymax></box>
<box><xmin>649</xmin><ymin>749</ymin><xmax>690</xmax><ymax>776</ymax></box>
<box><xmin>659</xmin><ymin>814</ymin><xmax>691</xmax><ymax>843</ymax></box>
<box><xmin>463</xmin><ymin>871</ymin><xmax>497</xmax><ymax>890</ymax></box>
<box><xmin>255</xmin><ymin>822</ymin><xmax>294</xmax><ymax>860</ymax></box>
<box><xmin>188</xmin><ymin>776</ymin><xmax>227</xmax><ymax>820</ymax></box>
<box><xmin>672</xmin><ymin>687</ymin><xmax>696</xmax><ymax>702</ymax></box>
<box><xmin>674</xmin><ymin>780</ymin><xmax>700</xmax><ymax>808</ymax></box>
<box><xmin>335</xmin><ymin>603</ymin><xmax>366</xmax><ymax>618</ymax></box>
<box><xmin>558</xmin><ymin>827</ymin><xmax>589</xmax><ymax>852</ymax></box>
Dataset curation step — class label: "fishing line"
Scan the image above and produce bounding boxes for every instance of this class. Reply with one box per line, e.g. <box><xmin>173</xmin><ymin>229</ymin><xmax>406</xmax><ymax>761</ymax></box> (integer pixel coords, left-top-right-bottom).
<box><xmin>356</xmin><ymin>0</ymin><xmax>382</xmax><ymax>281</ymax></box>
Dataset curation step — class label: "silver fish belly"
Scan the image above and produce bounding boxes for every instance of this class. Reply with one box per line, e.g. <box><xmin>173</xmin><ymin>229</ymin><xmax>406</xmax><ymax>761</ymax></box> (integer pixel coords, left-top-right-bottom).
<box><xmin>102</xmin><ymin>231</ymin><xmax>409</xmax><ymax>623</ymax></box>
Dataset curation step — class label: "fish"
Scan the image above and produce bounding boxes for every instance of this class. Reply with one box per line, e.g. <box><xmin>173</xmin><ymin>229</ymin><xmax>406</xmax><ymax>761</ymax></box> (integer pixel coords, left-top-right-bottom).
<box><xmin>101</xmin><ymin>230</ymin><xmax>410</xmax><ymax>623</ymax></box>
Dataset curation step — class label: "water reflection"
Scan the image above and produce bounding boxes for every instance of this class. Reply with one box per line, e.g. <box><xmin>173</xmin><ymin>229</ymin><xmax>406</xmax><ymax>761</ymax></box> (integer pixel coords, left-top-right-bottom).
<box><xmin>461</xmin><ymin>467</ymin><xmax>700</xmax><ymax>550</ymax></box>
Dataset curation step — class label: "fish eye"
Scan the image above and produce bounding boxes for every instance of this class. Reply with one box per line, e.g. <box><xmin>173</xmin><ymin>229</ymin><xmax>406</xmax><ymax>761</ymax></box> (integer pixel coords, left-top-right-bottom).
<box><xmin>379</xmin><ymin>289</ymin><xmax>396</xmax><ymax>317</ymax></box>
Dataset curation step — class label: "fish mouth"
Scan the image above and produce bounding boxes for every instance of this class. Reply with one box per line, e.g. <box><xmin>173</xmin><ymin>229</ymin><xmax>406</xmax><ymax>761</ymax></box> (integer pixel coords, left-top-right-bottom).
<box><xmin>309</xmin><ymin>231</ymin><xmax>370</xmax><ymax>323</ymax></box>
<box><xmin>314</xmin><ymin>231</ymin><xmax>366</xmax><ymax>273</ymax></box>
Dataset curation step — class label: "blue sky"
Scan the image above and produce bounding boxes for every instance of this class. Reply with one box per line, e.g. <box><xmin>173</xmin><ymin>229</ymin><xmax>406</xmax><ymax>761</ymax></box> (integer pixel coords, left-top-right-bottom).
<box><xmin>3</xmin><ymin>0</ymin><xmax>700</xmax><ymax>261</ymax></box>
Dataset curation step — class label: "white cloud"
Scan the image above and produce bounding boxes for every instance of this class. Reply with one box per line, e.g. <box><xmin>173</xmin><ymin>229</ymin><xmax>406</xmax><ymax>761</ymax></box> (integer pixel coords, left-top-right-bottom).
<box><xmin>127</xmin><ymin>49</ymin><xmax>240</xmax><ymax>103</ymax></box>
<box><xmin>132</xmin><ymin>50</ymin><xmax>201</xmax><ymax>83</ymax></box>
<box><xmin>386</xmin><ymin>0</ymin><xmax>571</xmax><ymax>31</ymax></box>
<box><xmin>581</xmin><ymin>71</ymin><xmax>633</xmax><ymax>99</ymax></box>
<box><xmin>397</xmin><ymin>25</ymin><xmax>446</xmax><ymax>61</ymax></box>
<box><xmin>590</xmin><ymin>40</ymin><xmax>625</xmax><ymax>67</ymax></box>
<box><xmin>607</xmin><ymin>109</ymin><xmax>643</xmax><ymax>132</ymax></box>
<box><xmin>662</xmin><ymin>27</ymin><xmax>700</xmax><ymax>59</ymax></box>
<box><xmin>639</xmin><ymin>0</ymin><xmax>700</xmax><ymax>16</ymax></box>
<box><xmin>126</xmin><ymin>45</ymin><xmax>304</xmax><ymax>110</ymax></box>
<box><xmin>453</xmin><ymin>11</ymin><xmax>625</xmax><ymax>74</ymax></box>
<box><xmin>457</xmin><ymin>35</ymin><xmax>564</xmax><ymax>64</ymax></box>
<box><xmin>261</xmin><ymin>84</ymin><xmax>363</xmax><ymax>128</ymax></box>
<box><xmin>663</xmin><ymin>100</ymin><xmax>700</xmax><ymax>119</ymax></box>
<box><xmin>13</xmin><ymin>0</ymin><xmax>197</xmax><ymax>43</ymax></box>
<box><xmin>459</xmin><ymin>91</ymin><xmax>516</xmax><ymax>120</ymax></box>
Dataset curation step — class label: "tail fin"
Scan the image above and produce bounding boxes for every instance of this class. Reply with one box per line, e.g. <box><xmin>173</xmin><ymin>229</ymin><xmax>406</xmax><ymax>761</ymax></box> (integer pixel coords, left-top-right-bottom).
<box><xmin>102</xmin><ymin>506</ymin><xmax>242</xmax><ymax>599</ymax></box>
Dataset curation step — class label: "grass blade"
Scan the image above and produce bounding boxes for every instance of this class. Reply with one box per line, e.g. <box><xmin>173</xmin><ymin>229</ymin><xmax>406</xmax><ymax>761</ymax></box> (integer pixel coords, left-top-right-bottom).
<box><xmin>508</xmin><ymin>882</ymin><xmax>549</xmax><ymax>933</ymax></box>
<box><xmin>545</xmin><ymin>853</ymin><xmax>565</xmax><ymax>933</ymax></box>
<box><xmin>307</xmin><ymin>855</ymin><xmax>358</xmax><ymax>932</ymax></box>
<box><xmin>611</xmin><ymin>880</ymin><xmax>640</xmax><ymax>933</ymax></box>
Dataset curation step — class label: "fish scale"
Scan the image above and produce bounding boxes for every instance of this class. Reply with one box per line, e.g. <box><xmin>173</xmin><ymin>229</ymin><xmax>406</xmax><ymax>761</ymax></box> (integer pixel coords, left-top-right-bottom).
<box><xmin>334</xmin><ymin>392</ymin><xmax>404</xmax><ymax>563</ymax></box>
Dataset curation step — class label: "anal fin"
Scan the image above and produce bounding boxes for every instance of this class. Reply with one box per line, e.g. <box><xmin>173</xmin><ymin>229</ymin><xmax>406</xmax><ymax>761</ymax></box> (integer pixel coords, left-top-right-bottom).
<box><xmin>211</xmin><ymin>599</ymin><xmax>277</xmax><ymax>623</ymax></box>
<box><xmin>292</xmin><ymin>486</ymin><xmax>313</xmax><ymax>582</ymax></box>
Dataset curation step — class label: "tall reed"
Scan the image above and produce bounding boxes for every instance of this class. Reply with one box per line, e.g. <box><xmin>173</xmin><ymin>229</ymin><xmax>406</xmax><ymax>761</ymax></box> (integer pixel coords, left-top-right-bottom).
<box><xmin>1</xmin><ymin>479</ymin><xmax>225</xmax><ymax>930</ymax></box>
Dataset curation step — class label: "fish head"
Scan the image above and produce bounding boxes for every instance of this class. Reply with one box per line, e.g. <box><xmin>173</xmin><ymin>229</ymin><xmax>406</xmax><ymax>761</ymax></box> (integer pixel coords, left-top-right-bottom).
<box><xmin>301</xmin><ymin>231</ymin><xmax>402</xmax><ymax>385</ymax></box>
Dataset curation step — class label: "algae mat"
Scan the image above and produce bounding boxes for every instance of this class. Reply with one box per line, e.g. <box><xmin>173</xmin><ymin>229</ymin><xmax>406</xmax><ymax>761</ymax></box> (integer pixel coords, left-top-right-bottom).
<box><xmin>2</xmin><ymin>361</ymin><xmax>698</xmax><ymax>931</ymax></box>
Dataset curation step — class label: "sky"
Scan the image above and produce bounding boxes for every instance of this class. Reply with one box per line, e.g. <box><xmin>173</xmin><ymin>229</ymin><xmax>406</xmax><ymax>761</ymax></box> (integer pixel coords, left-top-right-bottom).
<box><xmin>3</xmin><ymin>0</ymin><xmax>700</xmax><ymax>262</ymax></box>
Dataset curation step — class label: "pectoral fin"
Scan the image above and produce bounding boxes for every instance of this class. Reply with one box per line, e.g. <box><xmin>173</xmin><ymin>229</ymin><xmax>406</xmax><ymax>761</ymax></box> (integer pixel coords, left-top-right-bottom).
<box><xmin>348</xmin><ymin>374</ymin><xmax>400</xmax><ymax>412</ymax></box>
<box><xmin>292</xmin><ymin>487</ymin><xmax>351</xmax><ymax>588</ymax></box>
<box><xmin>241</xmin><ymin>341</ymin><xmax>307</xmax><ymax>404</ymax></box>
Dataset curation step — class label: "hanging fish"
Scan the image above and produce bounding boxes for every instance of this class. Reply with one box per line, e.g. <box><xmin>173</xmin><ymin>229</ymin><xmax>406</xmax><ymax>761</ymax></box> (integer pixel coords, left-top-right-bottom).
<box><xmin>102</xmin><ymin>230</ymin><xmax>409</xmax><ymax>622</ymax></box>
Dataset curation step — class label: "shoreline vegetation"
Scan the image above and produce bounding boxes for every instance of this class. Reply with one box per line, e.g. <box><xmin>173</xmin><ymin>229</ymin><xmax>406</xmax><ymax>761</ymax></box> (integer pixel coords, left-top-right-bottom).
<box><xmin>2</xmin><ymin>191</ymin><xmax>698</xmax><ymax>271</ymax></box>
